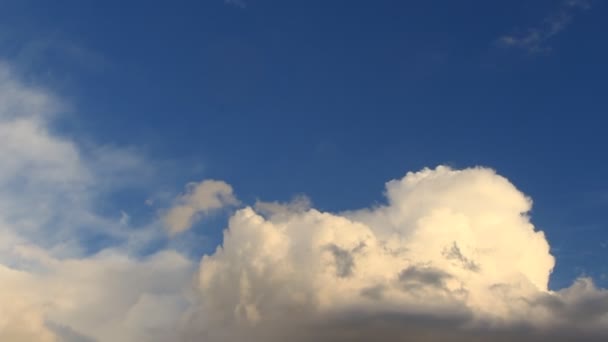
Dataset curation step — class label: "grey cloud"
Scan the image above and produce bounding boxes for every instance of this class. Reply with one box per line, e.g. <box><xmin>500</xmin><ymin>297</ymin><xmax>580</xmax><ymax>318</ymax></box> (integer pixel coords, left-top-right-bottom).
<box><xmin>326</xmin><ymin>244</ymin><xmax>355</xmax><ymax>278</ymax></box>
<box><xmin>360</xmin><ymin>284</ymin><xmax>386</xmax><ymax>301</ymax></box>
<box><xmin>398</xmin><ymin>265</ymin><xmax>451</xmax><ymax>289</ymax></box>
<box><xmin>533</xmin><ymin>278</ymin><xmax>608</xmax><ymax>325</ymax></box>
<box><xmin>443</xmin><ymin>242</ymin><xmax>480</xmax><ymax>272</ymax></box>
<box><xmin>46</xmin><ymin>322</ymin><xmax>97</xmax><ymax>342</ymax></box>
<box><xmin>255</xmin><ymin>195</ymin><xmax>312</xmax><ymax>219</ymax></box>
<box><xmin>181</xmin><ymin>306</ymin><xmax>608</xmax><ymax>342</ymax></box>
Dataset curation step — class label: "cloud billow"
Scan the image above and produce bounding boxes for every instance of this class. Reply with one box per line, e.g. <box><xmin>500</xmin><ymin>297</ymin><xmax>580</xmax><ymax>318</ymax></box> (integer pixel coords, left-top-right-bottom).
<box><xmin>0</xmin><ymin>60</ymin><xmax>607</xmax><ymax>341</ymax></box>
<box><xmin>191</xmin><ymin>166</ymin><xmax>608</xmax><ymax>341</ymax></box>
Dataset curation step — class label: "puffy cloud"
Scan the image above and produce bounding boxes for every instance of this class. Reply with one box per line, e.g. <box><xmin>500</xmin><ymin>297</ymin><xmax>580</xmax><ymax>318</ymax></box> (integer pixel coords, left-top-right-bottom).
<box><xmin>191</xmin><ymin>166</ymin><xmax>608</xmax><ymax>341</ymax></box>
<box><xmin>1</xmin><ymin>244</ymin><xmax>194</xmax><ymax>342</ymax></box>
<box><xmin>0</xmin><ymin>264</ymin><xmax>56</xmax><ymax>342</ymax></box>
<box><xmin>163</xmin><ymin>180</ymin><xmax>239</xmax><ymax>235</ymax></box>
<box><xmin>44</xmin><ymin>250</ymin><xmax>193</xmax><ymax>342</ymax></box>
<box><xmin>0</xmin><ymin>61</ymin><xmax>192</xmax><ymax>341</ymax></box>
<box><xmin>1</xmin><ymin>59</ymin><xmax>608</xmax><ymax>341</ymax></box>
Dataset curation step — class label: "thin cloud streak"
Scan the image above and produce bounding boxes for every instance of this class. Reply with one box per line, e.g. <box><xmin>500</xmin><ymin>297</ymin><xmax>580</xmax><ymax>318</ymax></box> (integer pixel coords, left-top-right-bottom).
<box><xmin>497</xmin><ymin>0</ymin><xmax>591</xmax><ymax>54</ymax></box>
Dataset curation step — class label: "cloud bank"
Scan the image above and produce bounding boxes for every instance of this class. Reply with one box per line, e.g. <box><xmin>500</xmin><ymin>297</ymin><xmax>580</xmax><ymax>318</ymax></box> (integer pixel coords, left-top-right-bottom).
<box><xmin>189</xmin><ymin>166</ymin><xmax>608</xmax><ymax>341</ymax></box>
<box><xmin>1</xmin><ymin>60</ymin><xmax>608</xmax><ymax>341</ymax></box>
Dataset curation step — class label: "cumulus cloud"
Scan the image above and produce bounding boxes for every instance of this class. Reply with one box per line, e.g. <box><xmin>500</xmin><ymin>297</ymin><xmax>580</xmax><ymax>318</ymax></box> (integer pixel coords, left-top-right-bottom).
<box><xmin>498</xmin><ymin>0</ymin><xmax>591</xmax><ymax>54</ymax></box>
<box><xmin>0</xmin><ymin>264</ymin><xmax>56</xmax><ymax>342</ymax></box>
<box><xmin>1</xmin><ymin>58</ymin><xmax>608</xmax><ymax>341</ymax></box>
<box><xmin>1</xmin><ymin>244</ymin><xmax>194</xmax><ymax>342</ymax></box>
<box><xmin>0</xmin><ymin>61</ymin><xmax>193</xmax><ymax>341</ymax></box>
<box><xmin>191</xmin><ymin>166</ymin><xmax>608</xmax><ymax>341</ymax></box>
<box><xmin>163</xmin><ymin>180</ymin><xmax>239</xmax><ymax>235</ymax></box>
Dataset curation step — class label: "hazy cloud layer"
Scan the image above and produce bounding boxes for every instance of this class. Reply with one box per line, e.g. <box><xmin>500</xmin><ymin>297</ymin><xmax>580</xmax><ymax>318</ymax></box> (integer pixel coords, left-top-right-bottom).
<box><xmin>1</xmin><ymin>60</ymin><xmax>608</xmax><ymax>341</ymax></box>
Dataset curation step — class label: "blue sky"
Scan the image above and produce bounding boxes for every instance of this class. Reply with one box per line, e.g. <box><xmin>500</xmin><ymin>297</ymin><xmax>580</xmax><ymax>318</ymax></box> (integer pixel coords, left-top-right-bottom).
<box><xmin>2</xmin><ymin>0</ymin><xmax>607</xmax><ymax>289</ymax></box>
<box><xmin>1</xmin><ymin>2</ymin><xmax>608</xmax><ymax>340</ymax></box>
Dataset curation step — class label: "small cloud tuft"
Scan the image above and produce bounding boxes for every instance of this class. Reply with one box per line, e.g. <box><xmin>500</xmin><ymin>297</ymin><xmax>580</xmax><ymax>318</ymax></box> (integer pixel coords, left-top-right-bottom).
<box><xmin>163</xmin><ymin>179</ymin><xmax>239</xmax><ymax>235</ymax></box>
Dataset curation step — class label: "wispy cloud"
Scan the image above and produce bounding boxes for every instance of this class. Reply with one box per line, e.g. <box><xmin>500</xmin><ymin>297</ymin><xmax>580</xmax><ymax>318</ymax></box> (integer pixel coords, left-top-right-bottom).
<box><xmin>498</xmin><ymin>0</ymin><xmax>591</xmax><ymax>54</ymax></box>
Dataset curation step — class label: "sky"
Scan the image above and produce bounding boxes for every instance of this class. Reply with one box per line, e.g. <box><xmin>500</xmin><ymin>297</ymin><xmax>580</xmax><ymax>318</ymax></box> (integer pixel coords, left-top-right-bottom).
<box><xmin>0</xmin><ymin>0</ymin><xmax>607</xmax><ymax>341</ymax></box>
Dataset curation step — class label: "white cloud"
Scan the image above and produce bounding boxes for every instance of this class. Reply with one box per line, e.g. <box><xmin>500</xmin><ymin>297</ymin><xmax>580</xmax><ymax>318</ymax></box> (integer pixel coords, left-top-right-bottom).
<box><xmin>191</xmin><ymin>166</ymin><xmax>608</xmax><ymax>341</ymax></box>
<box><xmin>498</xmin><ymin>0</ymin><xmax>591</xmax><ymax>54</ymax></box>
<box><xmin>0</xmin><ymin>264</ymin><xmax>56</xmax><ymax>342</ymax></box>
<box><xmin>163</xmin><ymin>180</ymin><xmax>239</xmax><ymax>235</ymax></box>
<box><xmin>120</xmin><ymin>211</ymin><xmax>130</xmax><ymax>226</ymax></box>
<box><xmin>0</xmin><ymin>61</ymin><xmax>192</xmax><ymax>341</ymax></box>
<box><xmin>1</xmin><ymin>245</ymin><xmax>194</xmax><ymax>342</ymax></box>
<box><xmin>0</xmin><ymin>62</ymin><xmax>158</xmax><ymax>254</ymax></box>
<box><xmin>1</xmin><ymin>59</ymin><xmax>608</xmax><ymax>341</ymax></box>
